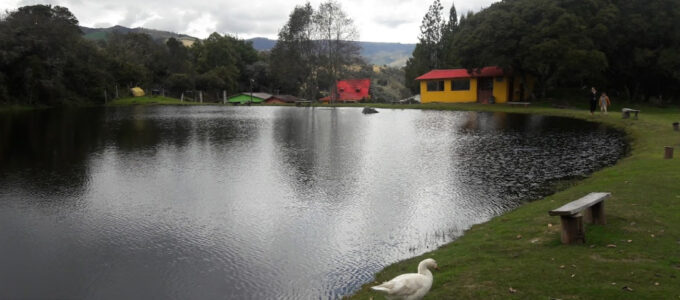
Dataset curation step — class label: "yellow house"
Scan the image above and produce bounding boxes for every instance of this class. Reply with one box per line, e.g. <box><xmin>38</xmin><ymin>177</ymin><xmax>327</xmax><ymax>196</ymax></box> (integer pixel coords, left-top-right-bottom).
<box><xmin>416</xmin><ymin>66</ymin><xmax>533</xmax><ymax>104</ymax></box>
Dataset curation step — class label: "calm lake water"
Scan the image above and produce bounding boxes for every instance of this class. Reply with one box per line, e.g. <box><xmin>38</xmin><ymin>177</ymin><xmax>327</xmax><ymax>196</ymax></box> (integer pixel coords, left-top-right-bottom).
<box><xmin>0</xmin><ymin>106</ymin><xmax>626</xmax><ymax>299</ymax></box>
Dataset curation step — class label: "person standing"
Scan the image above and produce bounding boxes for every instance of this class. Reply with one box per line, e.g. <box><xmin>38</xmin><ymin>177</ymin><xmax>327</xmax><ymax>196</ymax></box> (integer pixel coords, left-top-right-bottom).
<box><xmin>599</xmin><ymin>92</ymin><xmax>611</xmax><ymax>115</ymax></box>
<box><xmin>588</xmin><ymin>87</ymin><xmax>598</xmax><ymax>115</ymax></box>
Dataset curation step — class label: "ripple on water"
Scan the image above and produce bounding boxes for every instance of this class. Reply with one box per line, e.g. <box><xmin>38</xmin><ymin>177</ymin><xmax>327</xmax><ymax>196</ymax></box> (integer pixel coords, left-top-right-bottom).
<box><xmin>0</xmin><ymin>107</ymin><xmax>627</xmax><ymax>299</ymax></box>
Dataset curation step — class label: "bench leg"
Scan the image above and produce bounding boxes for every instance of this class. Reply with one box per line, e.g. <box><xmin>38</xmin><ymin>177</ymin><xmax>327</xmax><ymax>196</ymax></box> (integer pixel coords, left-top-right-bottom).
<box><xmin>622</xmin><ymin>111</ymin><xmax>629</xmax><ymax>119</ymax></box>
<box><xmin>633</xmin><ymin>112</ymin><xmax>638</xmax><ymax>120</ymax></box>
<box><xmin>560</xmin><ymin>214</ymin><xmax>585</xmax><ymax>244</ymax></box>
<box><xmin>584</xmin><ymin>202</ymin><xmax>606</xmax><ymax>225</ymax></box>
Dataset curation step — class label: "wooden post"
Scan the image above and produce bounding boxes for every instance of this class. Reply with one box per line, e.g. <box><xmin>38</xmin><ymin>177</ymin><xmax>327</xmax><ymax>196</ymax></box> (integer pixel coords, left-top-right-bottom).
<box><xmin>199</xmin><ymin>91</ymin><xmax>203</xmax><ymax>103</ymax></box>
<box><xmin>584</xmin><ymin>202</ymin><xmax>606</xmax><ymax>225</ymax></box>
<box><xmin>560</xmin><ymin>214</ymin><xmax>585</xmax><ymax>244</ymax></box>
<box><xmin>223</xmin><ymin>90</ymin><xmax>227</xmax><ymax>104</ymax></box>
<box><xmin>664</xmin><ymin>146</ymin><xmax>674</xmax><ymax>159</ymax></box>
<box><xmin>104</xmin><ymin>89</ymin><xmax>108</xmax><ymax>104</ymax></box>
<box><xmin>115</xmin><ymin>84</ymin><xmax>119</xmax><ymax>99</ymax></box>
<box><xmin>181</xmin><ymin>92</ymin><xmax>184</xmax><ymax>102</ymax></box>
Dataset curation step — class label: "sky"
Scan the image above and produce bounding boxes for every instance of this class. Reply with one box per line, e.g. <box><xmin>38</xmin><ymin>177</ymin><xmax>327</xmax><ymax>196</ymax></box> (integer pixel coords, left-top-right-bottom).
<box><xmin>0</xmin><ymin>0</ymin><xmax>500</xmax><ymax>43</ymax></box>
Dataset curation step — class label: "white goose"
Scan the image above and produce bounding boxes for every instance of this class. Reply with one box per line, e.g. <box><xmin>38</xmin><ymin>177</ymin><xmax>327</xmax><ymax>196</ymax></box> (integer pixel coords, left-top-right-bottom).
<box><xmin>371</xmin><ymin>258</ymin><xmax>439</xmax><ymax>300</ymax></box>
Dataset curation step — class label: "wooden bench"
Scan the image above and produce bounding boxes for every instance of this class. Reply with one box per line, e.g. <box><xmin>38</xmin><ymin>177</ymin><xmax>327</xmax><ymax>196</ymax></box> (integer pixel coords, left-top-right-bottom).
<box><xmin>622</xmin><ymin>108</ymin><xmax>640</xmax><ymax>119</ymax></box>
<box><xmin>549</xmin><ymin>192</ymin><xmax>611</xmax><ymax>244</ymax></box>
<box><xmin>508</xmin><ymin>102</ymin><xmax>531</xmax><ymax>107</ymax></box>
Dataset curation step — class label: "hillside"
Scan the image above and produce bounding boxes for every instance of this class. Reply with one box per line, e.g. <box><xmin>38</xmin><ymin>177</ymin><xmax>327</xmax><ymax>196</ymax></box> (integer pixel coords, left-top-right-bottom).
<box><xmin>81</xmin><ymin>26</ymin><xmax>414</xmax><ymax>67</ymax></box>
<box><xmin>80</xmin><ymin>25</ymin><xmax>198</xmax><ymax>46</ymax></box>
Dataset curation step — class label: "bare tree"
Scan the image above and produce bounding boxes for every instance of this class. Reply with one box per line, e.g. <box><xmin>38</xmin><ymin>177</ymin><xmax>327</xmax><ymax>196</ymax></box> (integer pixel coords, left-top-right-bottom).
<box><xmin>313</xmin><ymin>0</ymin><xmax>360</xmax><ymax>103</ymax></box>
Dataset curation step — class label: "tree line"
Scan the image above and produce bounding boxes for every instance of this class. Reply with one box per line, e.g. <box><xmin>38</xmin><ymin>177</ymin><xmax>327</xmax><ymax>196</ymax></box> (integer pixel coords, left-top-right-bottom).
<box><xmin>0</xmin><ymin>2</ymin><xmax>406</xmax><ymax>106</ymax></box>
<box><xmin>407</xmin><ymin>0</ymin><xmax>680</xmax><ymax>102</ymax></box>
<box><xmin>0</xmin><ymin>5</ymin><xmax>265</xmax><ymax>105</ymax></box>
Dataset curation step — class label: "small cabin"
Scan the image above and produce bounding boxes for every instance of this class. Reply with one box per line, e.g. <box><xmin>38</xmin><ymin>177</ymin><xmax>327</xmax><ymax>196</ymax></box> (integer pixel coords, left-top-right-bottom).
<box><xmin>320</xmin><ymin>79</ymin><xmax>371</xmax><ymax>103</ymax></box>
<box><xmin>228</xmin><ymin>93</ymin><xmax>272</xmax><ymax>104</ymax></box>
<box><xmin>265</xmin><ymin>95</ymin><xmax>300</xmax><ymax>104</ymax></box>
<box><xmin>416</xmin><ymin>67</ymin><xmax>533</xmax><ymax>104</ymax></box>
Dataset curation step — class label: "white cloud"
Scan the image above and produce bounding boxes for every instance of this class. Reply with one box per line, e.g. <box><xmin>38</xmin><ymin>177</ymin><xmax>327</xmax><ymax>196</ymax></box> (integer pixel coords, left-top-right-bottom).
<box><xmin>0</xmin><ymin>0</ymin><xmax>500</xmax><ymax>43</ymax></box>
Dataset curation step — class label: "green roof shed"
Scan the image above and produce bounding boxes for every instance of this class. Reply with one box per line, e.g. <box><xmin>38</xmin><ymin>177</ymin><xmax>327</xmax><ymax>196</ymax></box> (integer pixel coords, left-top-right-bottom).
<box><xmin>228</xmin><ymin>93</ymin><xmax>272</xmax><ymax>104</ymax></box>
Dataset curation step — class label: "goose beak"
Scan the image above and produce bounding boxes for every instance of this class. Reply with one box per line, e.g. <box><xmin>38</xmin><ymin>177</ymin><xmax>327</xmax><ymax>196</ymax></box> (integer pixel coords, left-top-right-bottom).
<box><xmin>434</xmin><ymin>266</ymin><xmax>439</xmax><ymax>270</ymax></box>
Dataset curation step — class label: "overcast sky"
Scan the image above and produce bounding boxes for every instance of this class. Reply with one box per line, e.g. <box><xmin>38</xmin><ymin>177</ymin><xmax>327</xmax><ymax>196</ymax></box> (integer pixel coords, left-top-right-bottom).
<box><xmin>1</xmin><ymin>0</ymin><xmax>499</xmax><ymax>43</ymax></box>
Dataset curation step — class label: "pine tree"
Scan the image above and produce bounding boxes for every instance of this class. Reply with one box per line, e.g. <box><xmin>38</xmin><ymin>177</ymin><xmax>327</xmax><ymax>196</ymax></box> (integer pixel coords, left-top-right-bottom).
<box><xmin>440</xmin><ymin>2</ymin><xmax>459</xmax><ymax>67</ymax></box>
<box><xmin>404</xmin><ymin>0</ymin><xmax>445</xmax><ymax>93</ymax></box>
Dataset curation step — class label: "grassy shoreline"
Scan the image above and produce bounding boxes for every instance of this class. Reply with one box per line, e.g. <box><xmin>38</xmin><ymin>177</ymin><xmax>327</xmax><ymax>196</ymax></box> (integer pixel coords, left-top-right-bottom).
<box><xmin>106</xmin><ymin>96</ymin><xmax>204</xmax><ymax>106</ymax></box>
<box><xmin>345</xmin><ymin>102</ymin><xmax>680</xmax><ymax>299</ymax></box>
<box><xmin>0</xmin><ymin>104</ymin><xmax>45</xmax><ymax>112</ymax></box>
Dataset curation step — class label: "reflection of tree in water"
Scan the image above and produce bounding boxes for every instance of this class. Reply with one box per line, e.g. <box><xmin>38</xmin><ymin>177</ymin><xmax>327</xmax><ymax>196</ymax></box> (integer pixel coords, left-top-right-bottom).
<box><xmin>107</xmin><ymin>106</ymin><xmax>262</xmax><ymax>153</ymax></box>
<box><xmin>271</xmin><ymin>108</ymin><xmax>366</xmax><ymax>197</ymax></box>
<box><xmin>272</xmin><ymin>109</ymin><xmax>319</xmax><ymax>188</ymax></box>
<box><xmin>0</xmin><ymin>108</ymin><xmax>106</xmax><ymax>194</ymax></box>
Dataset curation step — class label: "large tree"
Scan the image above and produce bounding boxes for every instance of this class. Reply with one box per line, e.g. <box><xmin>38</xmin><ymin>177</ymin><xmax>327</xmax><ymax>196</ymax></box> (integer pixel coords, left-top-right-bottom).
<box><xmin>404</xmin><ymin>0</ymin><xmax>447</xmax><ymax>93</ymax></box>
<box><xmin>0</xmin><ymin>5</ymin><xmax>108</xmax><ymax>104</ymax></box>
<box><xmin>440</xmin><ymin>2</ymin><xmax>459</xmax><ymax>68</ymax></box>
<box><xmin>270</xmin><ymin>3</ymin><xmax>316</xmax><ymax>97</ymax></box>
<box><xmin>314</xmin><ymin>0</ymin><xmax>361</xmax><ymax>102</ymax></box>
<box><xmin>270</xmin><ymin>1</ymin><xmax>361</xmax><ymax>101</ymax></box>
<box><xmin>191</xmin><ymin>32</ymin><xmax>258</xmax><ymax>94</ymax></box>
<box><xmin>105</xmin><ymin>32</ymin><xmax>163</xmax><ymax>88</ymax></box>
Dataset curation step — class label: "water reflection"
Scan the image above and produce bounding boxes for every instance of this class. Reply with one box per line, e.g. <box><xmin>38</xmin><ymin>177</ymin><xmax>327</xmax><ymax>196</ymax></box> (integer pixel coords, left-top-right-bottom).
<box><xmin>0</xmin><ymin>107</ymin><xmax>626</xmax><ymax>299</ymax></box>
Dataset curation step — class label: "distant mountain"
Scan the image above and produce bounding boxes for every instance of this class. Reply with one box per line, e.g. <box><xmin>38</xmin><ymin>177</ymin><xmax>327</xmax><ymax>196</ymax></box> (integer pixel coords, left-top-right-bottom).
<box><xmin>80</xmin><ymin>26</ymin><xmax>414</xmax><ymax>66</ymax></box>
<box><xmin>248</xmin><ymin>37</ymin><xmax>277</xmax><ymax>51</ymax></box>
<box><xmin>353</xmin><ymin>41</ymin><xmax>415</xmax><ymax>67</ymax></box>
<box><xmin>246</xmin><ymin>37</ymin><xmax>414</xmax><ymax>67</ymax></box>
<box><xmin>80</xmin><ymin>25</ymin><xmax>198</xmax><ymax>46</ymax></box>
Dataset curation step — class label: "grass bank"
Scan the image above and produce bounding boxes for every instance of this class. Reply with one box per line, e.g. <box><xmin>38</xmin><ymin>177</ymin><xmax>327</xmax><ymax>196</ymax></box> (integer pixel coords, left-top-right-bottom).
<box><xmin>347</xmin><ymin>102</ymin><xmax>680</xmax><ymax>299</ymax></box>
<box><xmin>107</xmin><ymin>96</ymin><xmax>203</xmax><ymax>106</ymax></box>
<box><xmin>0</xmin><ymin>104</ymin><xmax>45</xmax><ymax>112</ymax></box>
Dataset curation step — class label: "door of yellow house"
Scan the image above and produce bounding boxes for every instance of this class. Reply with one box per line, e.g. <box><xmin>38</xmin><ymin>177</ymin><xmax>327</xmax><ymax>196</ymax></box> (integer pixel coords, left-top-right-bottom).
<box><xmin>477</xmin><ymin>77</ymin><xmax>493</xmax><ymax>103</ymax></box>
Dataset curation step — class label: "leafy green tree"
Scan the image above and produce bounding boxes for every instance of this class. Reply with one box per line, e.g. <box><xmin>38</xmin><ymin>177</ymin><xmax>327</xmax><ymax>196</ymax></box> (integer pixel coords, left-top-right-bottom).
<box><xmin>105</xmin><ymin>32</ymin><xmax>165</xmax><ymax>88</ymax></box>
<box><xmin>0</xmin><ymin>5</ymin><xmax>108</xmax><ymax>104</ymax></box>
<box><xmin>270</xmin><ymin>3</ymin><xmax>316</xmax><ymax>97</ymax></box>
<box><xmin>450</xmin><ymin>0</ymin><xmax>608</xmax><ymax>98</ymax></box>
<box><xmin>441</xmin><ymin>0</ymin><xmax>680</xmax><ymax>101</ymax></box>
<box><xmin>165</xmin><ymin>73</ymin><xmax>193</xmax><ymax>95</ymax></box>
<box><xmin>246</xmin><ymin>58</ymin><xmax>272</xmax><ymax>94</ymax></box>
<box><xmin>191</xmin><ymin>32</ymin><xmax>258</xmax><ymax>94</ymax></box>
<box><xmin>195</xmin><ymin>71</ymin><xmax>226</xmax><ymax>92</ymax></box>
<box><xmin>62</xmin><ymin>39</ymin><xmax>111</xmax><ymax>103</ymax></box>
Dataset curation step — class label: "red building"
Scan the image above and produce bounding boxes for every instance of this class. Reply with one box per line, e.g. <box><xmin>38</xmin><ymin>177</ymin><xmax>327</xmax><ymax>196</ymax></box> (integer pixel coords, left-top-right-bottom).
<box><xmin>265</xmin><ymin>95</ymin><xmax>300</xmax><ymax>104</ymax></box>
<box><xmin>319</xmin><ymin>79</ymin><xmax>371</xmax><ymax>103</ymax></box>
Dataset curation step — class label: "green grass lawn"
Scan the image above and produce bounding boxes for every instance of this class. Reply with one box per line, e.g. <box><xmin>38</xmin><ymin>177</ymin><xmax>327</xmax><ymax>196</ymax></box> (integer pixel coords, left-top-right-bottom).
<box><xmin>0</xmin><ymin>104</ymin><xmax>44</xmax><ymax>112</ymax></box>
<box><xmin>347</xmin><ymin>102</ymin><xmax>680</xmax><ymax>299</ymax></box>
<box><xmin>107</xmin><ymin>96</ymin><xmax>201</xmax><ymax>106</ymax></box>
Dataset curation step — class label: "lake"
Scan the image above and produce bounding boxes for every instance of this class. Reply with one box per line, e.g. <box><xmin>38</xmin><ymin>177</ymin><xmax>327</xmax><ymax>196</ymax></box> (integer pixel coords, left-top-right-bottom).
<box><xmin>0</xmin><ymin>106</ymin><xmax>626</xmax><ymax>299</ymax></box>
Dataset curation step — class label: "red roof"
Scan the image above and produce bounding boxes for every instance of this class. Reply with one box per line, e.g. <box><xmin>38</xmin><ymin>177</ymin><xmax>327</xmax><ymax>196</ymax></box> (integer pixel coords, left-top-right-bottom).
<box><xmin>266</xmin><ymin>95</ymin><xmax>299</xmax><ymax>103</ymax></box>
<box><xmin>320</xmin><ymin>79</ymin><xmax>371</xmax><ymax>102</ymax></box>
<box><xmin>415</xmin><ymin>67</ymin><xmax>505</xmax><ymax>80</ymax></box>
